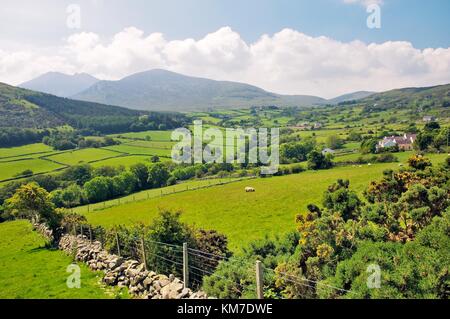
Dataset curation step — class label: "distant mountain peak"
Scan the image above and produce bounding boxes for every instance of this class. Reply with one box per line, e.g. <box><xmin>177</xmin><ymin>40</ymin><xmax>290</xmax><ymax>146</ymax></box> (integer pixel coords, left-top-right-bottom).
<box><xmin>20</xmin><ymin>72</ymin><xmax>99</xmax><ymax>97</ymax></box>
<box><xmin>72</xmin><ymin>69</ymin><xmax>327</xmax><ymax>111</ymax></box>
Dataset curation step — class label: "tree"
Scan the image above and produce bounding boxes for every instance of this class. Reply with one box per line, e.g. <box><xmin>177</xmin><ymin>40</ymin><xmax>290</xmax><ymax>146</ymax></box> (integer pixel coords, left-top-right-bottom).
<box><xmin>130</xmin><ymin>163</ymin><xmax>150</xmax><ymax>190</ymax></box>
<box><xmin>84</xmin><ymin>176</ymin><xmax>112</xmax><ymax>203</ymax></box>
<box><xmin>307</xmin><ymin>150</ymin><xmax>333</xmax><ymax>170</ymax></box>
<box><xmin>424</xmin><ymin>121</ymin><xmax>440</xmax><ymax>132</ymax></box>
<box><xmin>148</xmin><ymin>163</ymin><xmax>170</xmax><ymax>188</ymax></box>
<box><xmin>326</xmin><ymin>135</ymin><xmax>344</xmax><ymax>150</ymax></box>
<box><xmin>414</xmin><ymin>132</ymin><xmax>434</xmax><ymax>151</ymax></box>
<box><xmin>61</xmin><ymin>164</ymin><xmax>93</xmax><ymax>185</ymax></box>
<box><xmin>360</xmin><ymin>138</ymin><xmax>378</xmax><ymax>154</ymax></box>
<box><xmin>5</xmin><ymin>183</ymin><xmax>61</xmax><ymax>229</ymax></box>
<box><xmin>50</xmin><ymin>184</ymin><xmax>86</xmax><ymax>208</ymax></box>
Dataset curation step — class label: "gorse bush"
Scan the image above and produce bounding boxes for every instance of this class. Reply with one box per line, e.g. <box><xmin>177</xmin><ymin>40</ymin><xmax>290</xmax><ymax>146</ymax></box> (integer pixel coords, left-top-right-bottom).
<box><xmin>202</xmin><ymin>156</ymin><xmax>450</xmax><ymax>299</ymax></box>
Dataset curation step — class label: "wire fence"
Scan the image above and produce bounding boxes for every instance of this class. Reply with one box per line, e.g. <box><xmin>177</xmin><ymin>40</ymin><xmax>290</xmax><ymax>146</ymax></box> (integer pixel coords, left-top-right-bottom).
<box><xmin>72</xmin><ymin>176</ymin><xmax>257</xmax><ymax>214</ymax></box>
<box><xmin>66</xmin><ymin>221</ymin><xmax>354</xmax><ymax>299</ymax></box>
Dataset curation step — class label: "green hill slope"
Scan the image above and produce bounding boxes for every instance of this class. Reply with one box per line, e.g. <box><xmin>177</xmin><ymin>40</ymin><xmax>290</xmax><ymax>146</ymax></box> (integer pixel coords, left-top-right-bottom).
<box><xmin>0</xmin><ymin>220</ymin><xmax>122</xmax><ymax>299</ymax></box>
<box><xmin>0</xmin><ymin>82</ymin><xmax>186</xmax><ymax>133</ymax></box>
<box><xmin>350</xmin><ymin>83</ymin><xmax>450</xmax><ymax>114</ymax></box>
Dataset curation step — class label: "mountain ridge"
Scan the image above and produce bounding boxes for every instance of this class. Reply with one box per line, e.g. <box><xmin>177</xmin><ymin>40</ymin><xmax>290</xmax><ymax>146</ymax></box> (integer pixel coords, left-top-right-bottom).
<box><xmin>20</xmin><ymin>72</ymin><xmax>99</xmax><ymax>98</ymax></box>
<box><xmin>72</xmin><ymin>69</ymin><xmax>327</xmax><ymax>111</ymax></box>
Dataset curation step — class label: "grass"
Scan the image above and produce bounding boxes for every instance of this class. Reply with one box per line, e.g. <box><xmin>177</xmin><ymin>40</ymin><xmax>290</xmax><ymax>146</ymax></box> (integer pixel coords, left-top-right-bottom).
<box><xmin>80</xmin><ymin>154</ymin><xmax>449</xmax><ymax>251</ymax></box>
<box><xmin>44</xmin><ymin>148</ymin><xmax>121</xmax><ymax>166</ymax></box>
<box><xmin>103</xmin><ymin>144</ymin><xmax>172</xmax><ymax>157</ymax></box>
<box><xmin>73</xmin><ymin>177</ymin><xmax>253</xmax><ymax>214</ymax></box>
<box><xmin>335</xmin><ymin>151</ymin><xmax>448</xmax><ymax>164</ymax></box>
<box><xmin>0</xmin><ymin>143</ymin><xmax>54</xmax><ymax>159</ymax></box>
<box><xmin>80</xmin><ymin>163</ymin><xmax>401</xmax><ymax>251</ymax></box>
<box><xmin>0</xmin><ymin>220</ymin><xmax>125</xmax><ymax>299</ymax></box>
<box><xmin>89</xmin><ymin>155</ymin><xmax>170</xmax><ymax>168</ymax></box>
<box><xmin>125</xmin><ymin>140</ymin><xmax>175</xmax><ymax>149</ymax></box>
<box><xmin>110</xmin><ymin>130</ymin><xmax>173</xmax><ymax>141</ymax></box>
<box><xmin>0</xmin><ymin>158</ymin><xmax>65</xmax><ymax>181</ymax></box>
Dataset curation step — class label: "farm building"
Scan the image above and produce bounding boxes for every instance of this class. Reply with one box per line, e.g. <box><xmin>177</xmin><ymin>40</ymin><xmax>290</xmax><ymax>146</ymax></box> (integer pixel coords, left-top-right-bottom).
<box><xmin>423</xmin><ymin>116</ymin><xmax>437</xmax><ymax>122</ymax></box>
<box><xmin>377</xmin><ymin>134</ymin><xmax>417</xmax><ymax>151</ymax></box>
<box><xmin>322</xmin><ymin>148</ymin><xmax>336</xmax><ymax>155</ymax></box>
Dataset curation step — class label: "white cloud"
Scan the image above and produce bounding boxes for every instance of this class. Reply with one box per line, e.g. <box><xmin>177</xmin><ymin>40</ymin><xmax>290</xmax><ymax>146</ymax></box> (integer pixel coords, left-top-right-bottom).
<box><xmin>1</xmin><ymin>26</ymin><xmax>450</xmax><ymax>98</ymax></box>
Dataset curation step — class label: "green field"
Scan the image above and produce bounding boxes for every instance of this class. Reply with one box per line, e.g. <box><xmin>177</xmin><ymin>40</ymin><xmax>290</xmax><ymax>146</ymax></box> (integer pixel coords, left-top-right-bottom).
<box><xmin>110</xmin><ymin>130</ymin><xmax>173</xmax><ymax>141</ymax></box>
<box><xmin>79</xmin><ymin>163</ymin><xmax>399</xmax><ymax>250</ymax></box>
<box><xmin>44</xmin><ymin>148</ymin><xmax>121</xmax><ymax>165</ymax></box>
<box><xmin>125</xmin><ymin>140</ymin><xmax>175</xmax><ymax>149</ymax></box>
<box><xmin>0</xmin><ymin>220</ymin><xmax>123</xmax><ymax>299</ymax></box>
<box><xmin>0</xmin><ymin>143</ymin><xmax>54</xmax><ymax>159</ymax></box>
<box><xmin>103</xmin><ymin>144</ymin><xmax>172</xmax><ymax>157</ymax></box>
<box><xmin>73</xmin><ymin>177</ymin><xmax>253</xmax><ymax>214</ymax></box>
<box><xmin>89</xmin><ymin>155</ymin><xmax>169</xmax><ymax>168</ymax></box>
<box><xmin>0</xmin><ymin>158</ymin><xmax>65</xmax><ymax>181</ymax></box>
<box><xmin>80</xmin><ymin>154</ymin><xmax>449</xmax><ymax>251</ymax></box>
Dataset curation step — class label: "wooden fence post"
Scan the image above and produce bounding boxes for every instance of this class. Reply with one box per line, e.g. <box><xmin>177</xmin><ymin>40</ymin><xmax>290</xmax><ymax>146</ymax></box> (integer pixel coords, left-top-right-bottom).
<box><xmin>141</xmin><ymin>235</ymin><xmax>148</xmax><ymax>271</ymax></box>
<box><xmin>89</xmin><ymin>225</ymin><xmax>93</xmax><ymax>243</ymax></box>
<box><xmin>256</xmin><ymin>260</ymin><xmax>264</xmax><ymax>299</ymax></box>
<box><xmin>183</xmin><ymin>243</ymin><xmax>189</xmax><ymax>289</ymax></box>
<box><xmin>80</xmin><ymin>224</ymin><xmax>83</xmax><ymax>238</ymax></box>
<box><xmin>115</xmin><ymin>231</ymin><xmax>121</xmax><ymax>256</ymax></box>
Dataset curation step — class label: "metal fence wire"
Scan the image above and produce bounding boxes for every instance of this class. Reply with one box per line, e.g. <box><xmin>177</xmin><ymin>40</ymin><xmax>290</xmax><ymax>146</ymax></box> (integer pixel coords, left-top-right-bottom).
<box><xmin>68</xmin><ymin>222</ymin><xmax>353</xmax><ymax>299</ymax></box>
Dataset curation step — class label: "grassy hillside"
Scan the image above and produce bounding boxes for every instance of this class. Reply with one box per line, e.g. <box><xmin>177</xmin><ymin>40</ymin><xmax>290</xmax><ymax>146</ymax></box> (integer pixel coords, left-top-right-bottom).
<box><xmin>0</xmin><ymin>82</ymin><xmax>186</xmax><ymax>133</ymax></box>
<box><xmin>80</xmin><ymin>154</ymin><xmax>449</xmax><ymax>251</ymax></box>
<box><xmin>351</xmin><ymin>83</ymin><xmax>450</xmax><ymax>116</ymax></box>
<box><xmin>0</xmin><ymin>220</ymin><xmax>123</xmax><ymax>299</ymax></box>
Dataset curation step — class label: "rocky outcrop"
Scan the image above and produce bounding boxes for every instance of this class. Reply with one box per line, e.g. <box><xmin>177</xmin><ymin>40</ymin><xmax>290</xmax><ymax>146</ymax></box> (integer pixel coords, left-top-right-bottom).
<box><xmin>58</xmin><ymin>234</ymin><xmax>207</xmax><ymax>299</ymax></box>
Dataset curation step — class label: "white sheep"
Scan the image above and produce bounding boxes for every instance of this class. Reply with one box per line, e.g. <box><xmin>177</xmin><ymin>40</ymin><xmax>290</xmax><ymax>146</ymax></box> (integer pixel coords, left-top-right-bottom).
<box><xmin>245</xmin><ymin>187</ymin><xmax>256</xmax><ymax>193</ymax></box>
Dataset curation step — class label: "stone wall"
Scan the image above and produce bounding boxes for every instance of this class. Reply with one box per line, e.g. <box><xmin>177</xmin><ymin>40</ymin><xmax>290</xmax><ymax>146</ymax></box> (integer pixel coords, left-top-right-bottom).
<box><xmin>59</xmin><ymin>234</ymin><xmax>208</xmax><ymax>299</ymax></box>
<box><xmin>33</xmin><ymin>223</ymin><xmax>54</xmax><ymax>242</ymax></box>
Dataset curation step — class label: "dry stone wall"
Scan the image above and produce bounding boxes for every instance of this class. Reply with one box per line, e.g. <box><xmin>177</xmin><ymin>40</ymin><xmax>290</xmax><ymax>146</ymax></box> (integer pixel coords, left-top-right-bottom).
<box><xmin>58</xmin><ymin>234</ymin><xmax>208</xmax><ymax>299</ymax></box>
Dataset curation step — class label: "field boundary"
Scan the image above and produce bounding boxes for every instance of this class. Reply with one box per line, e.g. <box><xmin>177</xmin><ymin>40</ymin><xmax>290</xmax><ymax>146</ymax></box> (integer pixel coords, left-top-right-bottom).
<box><xmin>75</xmin><ymin>176</ymin><xmax>257</xmax><ymax>214</ymax></box>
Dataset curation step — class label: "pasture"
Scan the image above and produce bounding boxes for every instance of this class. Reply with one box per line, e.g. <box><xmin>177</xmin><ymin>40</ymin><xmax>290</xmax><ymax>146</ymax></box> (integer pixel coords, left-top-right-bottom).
<box><xmin>73</xmin><ymin>177</ymin><xmax>253</xmax><ymax>214</ymax></box>
<box><xmin>103</xmin><ymin>144</ymin><xmax>172</xmax><ymax>157</ymax></box>
<box><xmin>110</xmin><ymin>130</ymin><xmax>173</xmax><ymax>141</ymax></box>
<box><xmin>80</xmin><ymin>154</ymin><xmax>449</xmax><ymax>251</ymax></box>
<box><xmin>0</xmin><ymin>158</ymin><xmax>65</xmax><ymax>181</ymax></box>
<box><xmin>0</xmin><ymin>143</ymin><xmax>54</xmax><ymax>159</ymax></box>
<box><xmin>80</xmin><ymin>163</ymin><xmax>403</xmax><ymax>250</ymax></box>
<box><xmin>0</xmin><ymin>220</ymin><xmax>121</xmax><ymax>299</ymax></box>
<box><xmin>44</xmin><ymin>148</ymin><xmax>121</xmax><ymax>166</ymax></box>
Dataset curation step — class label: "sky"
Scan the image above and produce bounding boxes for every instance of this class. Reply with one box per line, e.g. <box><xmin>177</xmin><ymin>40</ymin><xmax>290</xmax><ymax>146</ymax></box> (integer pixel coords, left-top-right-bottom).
<box><xmin>0</xmin><ymin>0</ymin><xmax>449</xmax><ymax>98</ymax></box>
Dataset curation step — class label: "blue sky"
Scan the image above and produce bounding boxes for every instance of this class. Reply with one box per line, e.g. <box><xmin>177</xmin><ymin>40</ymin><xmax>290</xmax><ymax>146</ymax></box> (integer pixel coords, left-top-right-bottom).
<box><xmin>0</xmin><ymin>0</ymin><xmax>449</xmax><ymax>97</ymax></box>
<box><xmin>1</xmin><ymin>0</ymin><xmax>449</xmax><ymax>49</ymax></box>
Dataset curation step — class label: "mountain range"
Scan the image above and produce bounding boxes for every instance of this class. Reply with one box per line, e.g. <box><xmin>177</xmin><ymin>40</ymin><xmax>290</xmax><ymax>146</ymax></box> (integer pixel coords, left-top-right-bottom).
<box><xmin>20</xmin><ymin>72</ymin><xmax>99</xmax><ymax>98</ymax></box>
<box><xmin>2</xmin><ymin>78</ymin><xmax>449</xmax><ymax>133</ymax></box>
<box><xmin>20</xmin><ymin>70</ymin><xmax>375</xmax><ymax>111</ymax></box>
